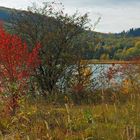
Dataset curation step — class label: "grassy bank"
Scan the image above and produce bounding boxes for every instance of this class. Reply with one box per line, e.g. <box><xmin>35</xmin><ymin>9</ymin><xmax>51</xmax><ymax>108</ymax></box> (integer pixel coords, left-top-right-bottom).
<box><xmin>0</xmin><ymin>97</ymin><xmax>140</xmax><ymax>140</ymax></box>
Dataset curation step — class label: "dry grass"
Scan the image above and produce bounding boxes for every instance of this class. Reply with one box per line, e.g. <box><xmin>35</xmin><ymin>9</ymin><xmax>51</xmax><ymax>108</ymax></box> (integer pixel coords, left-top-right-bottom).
<box><xmin>0</xmin><ymin>96</ymin><xmax>140</xmax><ymax>140</ymax></box>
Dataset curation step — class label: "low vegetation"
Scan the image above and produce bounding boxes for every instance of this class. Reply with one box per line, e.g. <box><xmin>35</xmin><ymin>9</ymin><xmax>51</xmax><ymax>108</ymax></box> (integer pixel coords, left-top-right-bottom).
<box><xmin>0</xmin><ymin>96</ymin><xmax>140</xmax><ymax>140</ymax></box>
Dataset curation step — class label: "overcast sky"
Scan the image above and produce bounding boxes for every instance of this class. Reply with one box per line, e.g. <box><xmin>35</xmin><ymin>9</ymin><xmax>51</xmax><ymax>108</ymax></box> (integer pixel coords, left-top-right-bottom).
<box><xmin>0</xmin><ymin>0</ymin><xmax>140</xmax><ymax>33</ymax></box>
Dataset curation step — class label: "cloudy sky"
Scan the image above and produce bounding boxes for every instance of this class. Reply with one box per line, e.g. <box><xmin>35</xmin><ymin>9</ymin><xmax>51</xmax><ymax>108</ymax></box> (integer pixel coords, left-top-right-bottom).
<box><xmin>0</xmin><ymin>0</ymin><xmax>140</xmax><ymax>33</ymax></box>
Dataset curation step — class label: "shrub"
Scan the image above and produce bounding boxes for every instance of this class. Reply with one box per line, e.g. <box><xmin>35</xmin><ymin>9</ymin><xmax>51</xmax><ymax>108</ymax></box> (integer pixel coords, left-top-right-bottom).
<box><xmin>0</xmin><ymin>24</ymin><xmax>41</xmax><ymax>115</ymax></box>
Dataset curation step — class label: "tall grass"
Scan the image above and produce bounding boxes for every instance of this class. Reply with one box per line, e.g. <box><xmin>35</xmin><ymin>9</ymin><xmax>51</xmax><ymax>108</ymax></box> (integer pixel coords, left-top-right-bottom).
<box><xmin>0</xmin><ymin>95</ymin><xmax>140</xmax><ymax>140</ymax></box>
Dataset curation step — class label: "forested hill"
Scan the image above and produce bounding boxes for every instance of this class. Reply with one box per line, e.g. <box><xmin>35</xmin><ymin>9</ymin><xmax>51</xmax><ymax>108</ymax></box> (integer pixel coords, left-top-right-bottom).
<box><xmin>0</xmin><ymin>6</ymin><xmax>140</xmax><ymax>60</ymax></box>
<box><xmin>0</xmin><ymin>7</ymin><xmax>11</xmax><ymax>21</ymax></box>
<box><xmin>118</xmin><ymin>28</ymin><xmax>140</xmax><ymax>37</ymax></box>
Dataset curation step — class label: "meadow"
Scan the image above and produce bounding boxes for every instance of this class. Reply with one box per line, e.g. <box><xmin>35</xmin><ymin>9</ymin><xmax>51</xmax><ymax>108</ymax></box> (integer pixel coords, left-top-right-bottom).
<box><xmin>0</xmin><ymin>94</ymin><xmax>140</xmax><ymax>140</ymax></box>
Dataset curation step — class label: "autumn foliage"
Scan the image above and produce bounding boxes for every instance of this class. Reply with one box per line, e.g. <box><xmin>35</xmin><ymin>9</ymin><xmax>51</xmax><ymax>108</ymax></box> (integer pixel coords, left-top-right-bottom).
<box><xmin>0</xmin><ymin>25</ymin><xmax>41</xmax><ymax>114</ymax></box>
<box><xmin>0</xmin><ymin>27</ymin><xmax>41</xmax><ymax>82</ymax></box>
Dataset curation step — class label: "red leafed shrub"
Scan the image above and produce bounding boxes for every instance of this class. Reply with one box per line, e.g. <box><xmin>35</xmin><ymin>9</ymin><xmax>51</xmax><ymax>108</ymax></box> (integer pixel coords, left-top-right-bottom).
<box><xmin>0</xmin><ymin>28</ymin><xmax>41</xmax><ymax>82</ymax></box>
<box><xmin>0</xmin><ymin>25</ymin><xmax>41</xmax><ymax>114</ymax></box>
<box><xmin>106</xmin><ymin>64</ymin><xmax>128</xmax><ymax>81</ymax></box>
